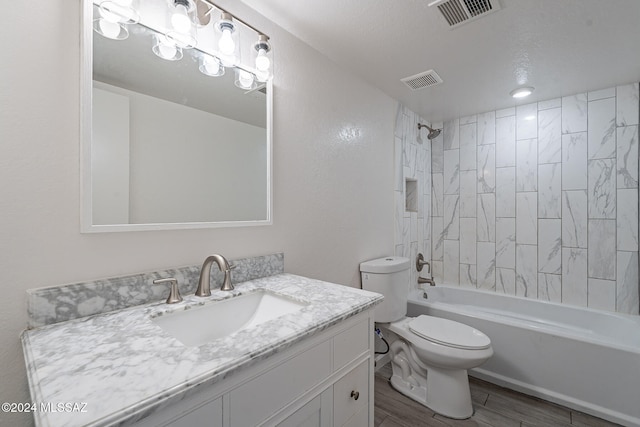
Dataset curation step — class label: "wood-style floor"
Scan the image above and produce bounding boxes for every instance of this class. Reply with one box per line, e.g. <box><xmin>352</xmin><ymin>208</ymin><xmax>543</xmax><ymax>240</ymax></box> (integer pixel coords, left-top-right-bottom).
<box><xmin>374</xmin><ymin>364</ymin><xmax>620</xmax><ymax>427</ymax></box>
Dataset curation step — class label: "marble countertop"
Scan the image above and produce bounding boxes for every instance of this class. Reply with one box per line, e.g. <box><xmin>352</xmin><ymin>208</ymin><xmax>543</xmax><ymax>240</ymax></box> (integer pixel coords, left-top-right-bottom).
<box><xmin>22</xmin><ymin>274</ymin><xmax>383</xmax><ymax>427</ymax></box>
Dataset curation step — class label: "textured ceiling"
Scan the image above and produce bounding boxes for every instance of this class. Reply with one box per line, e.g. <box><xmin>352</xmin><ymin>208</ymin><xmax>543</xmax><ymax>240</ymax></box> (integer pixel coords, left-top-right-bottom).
<box><xmin>239</xmin><ymin>0</ymin><xmax>640</xmax><ymax>123</ymax></box>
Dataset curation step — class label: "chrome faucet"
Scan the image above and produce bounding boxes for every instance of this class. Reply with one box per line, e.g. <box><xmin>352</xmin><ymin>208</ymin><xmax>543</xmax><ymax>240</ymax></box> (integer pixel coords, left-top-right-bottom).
<box><xmin>195</xmin><ymin>254</ymin><xmax>234</xmax><ymax>296</ymax></box>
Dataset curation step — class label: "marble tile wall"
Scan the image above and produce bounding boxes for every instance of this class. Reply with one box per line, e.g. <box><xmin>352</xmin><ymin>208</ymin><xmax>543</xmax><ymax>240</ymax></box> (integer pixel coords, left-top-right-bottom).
<box><xmin>27</xmin><ymin>253</ymin><xmax>285</xmax><ymax>327</ymax></box>
<box><xmin>427</xmin><ymin>83</ymin><xmax>639</xmax><ymax>314</ymax></box>
<box><xmin>394</xmin><ymin>105</ymin><xmax>434</xmax><ymax>290</ymax></box>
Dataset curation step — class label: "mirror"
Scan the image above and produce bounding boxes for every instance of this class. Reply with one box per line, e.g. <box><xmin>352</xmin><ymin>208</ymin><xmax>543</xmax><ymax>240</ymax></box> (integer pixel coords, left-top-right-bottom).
<box><xmin>81</xmin><ymin>1</ymin><xmax>272</xmax><ymax>232</ymax></box>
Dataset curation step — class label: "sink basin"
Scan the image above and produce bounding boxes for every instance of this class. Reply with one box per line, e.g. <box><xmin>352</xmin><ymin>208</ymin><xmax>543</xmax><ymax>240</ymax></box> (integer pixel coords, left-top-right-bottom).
<box><xmin>152</xmin><ymin>290</ymin><xmax>309</xmax><ymax>347</ymax></box>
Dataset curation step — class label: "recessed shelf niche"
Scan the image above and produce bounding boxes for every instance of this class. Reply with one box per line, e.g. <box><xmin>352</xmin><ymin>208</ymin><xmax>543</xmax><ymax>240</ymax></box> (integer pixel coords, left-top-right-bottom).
<box><xmin>405</xmin><ymin>179</ymin><xmax>418</xmax><ymax>212</ymax></box>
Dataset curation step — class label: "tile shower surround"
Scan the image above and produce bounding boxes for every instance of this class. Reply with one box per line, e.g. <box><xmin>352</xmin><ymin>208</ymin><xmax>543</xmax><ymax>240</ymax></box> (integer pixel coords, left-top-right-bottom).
<box><xmin>394</xmin><ymin>106</ymin><xmax>433</xmax><ymax>288</ymax></box>
<box><xmin>395</xmin><ymin>83</ymin><xmax>639</xmax><ymax>314</ymax></box>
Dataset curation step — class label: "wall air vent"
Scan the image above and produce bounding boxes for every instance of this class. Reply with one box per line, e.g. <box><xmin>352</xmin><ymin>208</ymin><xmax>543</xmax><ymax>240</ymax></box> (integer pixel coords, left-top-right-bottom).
<box><xmin>401</xmin><ymin>69</ymin><xmax>443</xmax><ymax>91</ymax></box>
<box><xmin>428</xmin><ymin>0</ymin><xmax>501</xmax><ymax>29</ymax></box>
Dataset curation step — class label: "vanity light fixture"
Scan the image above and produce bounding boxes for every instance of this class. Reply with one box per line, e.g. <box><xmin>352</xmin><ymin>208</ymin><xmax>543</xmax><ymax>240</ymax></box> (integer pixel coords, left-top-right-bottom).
<box><xmin>510</xmin><ymin>86</ymin><xmax>534</xmax><ymax>99</ymax></box>
<box><xmin>93</xmin><ymin>0</ymin><xmax>273</xmax><ymax>88</ymax></box>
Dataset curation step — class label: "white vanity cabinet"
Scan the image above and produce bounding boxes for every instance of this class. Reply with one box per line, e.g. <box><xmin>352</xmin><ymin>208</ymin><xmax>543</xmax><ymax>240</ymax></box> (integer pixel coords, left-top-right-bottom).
<box><xmin>133</xmin><ymin>310</ymin><xmax>374</xmax><ymax>427</ymax></box>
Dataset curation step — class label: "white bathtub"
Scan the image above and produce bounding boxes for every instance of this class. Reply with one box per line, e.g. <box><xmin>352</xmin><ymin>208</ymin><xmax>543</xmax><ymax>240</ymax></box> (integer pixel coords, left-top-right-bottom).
<box><xmin>406</xmin><ymin>286</ymin><xmax>640</xmax><ymax>427</ymax></box>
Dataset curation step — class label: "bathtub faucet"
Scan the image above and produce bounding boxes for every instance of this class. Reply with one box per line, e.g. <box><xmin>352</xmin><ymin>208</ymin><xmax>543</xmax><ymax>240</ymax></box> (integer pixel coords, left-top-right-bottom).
<box><xmin>418</xmin><ymin>276</ymin><xmax>436</xmax><ymax>286</ymax></box>
<box><xmin>416</xmin><ymin>253</ymin><xmax>435</xmax><ymax>287</ymax></box>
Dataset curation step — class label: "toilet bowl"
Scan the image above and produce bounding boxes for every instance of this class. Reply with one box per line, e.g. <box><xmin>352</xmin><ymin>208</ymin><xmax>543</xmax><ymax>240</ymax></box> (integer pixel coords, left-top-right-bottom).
<box><xmin>360</xmin><ymin>256</ymin><xmax>493</xmax><ymax>419</ymax></box>
<box><xmin>386</xmin><ymin>316</ymin><xmax>493</xmax><ymax>419</ymax></box>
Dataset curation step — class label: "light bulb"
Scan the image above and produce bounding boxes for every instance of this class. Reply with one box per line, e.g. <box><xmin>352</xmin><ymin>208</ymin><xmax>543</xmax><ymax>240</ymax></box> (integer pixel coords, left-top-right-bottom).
<box><xmin>99</xmin><ymin>5</ymin><xmax>121</xmax><ymax>23</ymax></box>
<box><xmin>255</xmin><ymin>70</ymin><xmax>269</xmax><ymax>83</ymax></box>
<box><xmin>255</xmin><ymin>48</ymin><xmax>270</xmax><ymax>72</ymax></box>
<box><xmin>159</xmin><ymin>44</ymin><xmax>177</xmax><ymax>59</ymax></box>
<box><xmin>238</xmin><ymin>70</ymin><xmax>254</xmax><ymax>89</ymax></box>
<box><xmin>98</xmin><ymin>18</ymin><xmax>122</xmax><ymax>39</ymax></box>
<box><xmin>171</xmin><ymin>4</ymin><xmax>191</xmax><ymax>33</ymax></box>
<box><xmin>152</xmin><ymin>35</ymin><xmax>182</xmax><ymax>61</ymax></box>
<box><xmin>203</xmin><ymin>56</ymin><xmax>220</xmax><ymax>75</ymax></box>
<box><xmin>199</xmin><ymin>54</ymin><xmax>225</xmax><ymax>77</ymax></box>
<box><xmin>219</xmin><ymin>28</ymin><xmax>235</xmax><ymax>55</ymax></box>
<box><xmin>510</xmin><ymin>87</ymin><xmax>534</xmax><ymax>98</ymax></box>
<box><xmin>99</xmin><ymin>1</ymin><xmax>139</xmax><ymax>24</ymax></box>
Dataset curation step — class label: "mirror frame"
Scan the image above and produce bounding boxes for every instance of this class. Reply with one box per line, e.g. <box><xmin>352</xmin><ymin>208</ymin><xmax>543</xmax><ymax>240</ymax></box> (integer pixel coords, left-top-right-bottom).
<box><xmin>80</xmin><ymin>0</ymin><xmax>273</xmax><ymax>233</ymax></box>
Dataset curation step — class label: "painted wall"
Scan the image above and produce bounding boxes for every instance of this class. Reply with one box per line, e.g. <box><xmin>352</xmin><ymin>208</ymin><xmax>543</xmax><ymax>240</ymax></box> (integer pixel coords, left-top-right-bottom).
<box><xmin>423</xmin><ymin>84</ymin><xmax>639</xmax><ymax>314</ymax></box>
<box><xmin>0</xmin><ymin>1</ymin><xmax>396</xmax><ymax>425</ymax></box>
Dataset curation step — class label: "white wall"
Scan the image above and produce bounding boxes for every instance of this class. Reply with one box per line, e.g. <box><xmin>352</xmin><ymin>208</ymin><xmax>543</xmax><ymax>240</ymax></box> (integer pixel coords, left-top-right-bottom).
<box><xmin>0</xmin><ymin>2</ymin><xmax>396</xmax><ymax>425</ymax></box>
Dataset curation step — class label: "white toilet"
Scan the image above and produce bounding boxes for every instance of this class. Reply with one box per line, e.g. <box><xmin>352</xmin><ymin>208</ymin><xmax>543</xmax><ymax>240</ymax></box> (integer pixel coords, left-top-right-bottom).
<box><xmin>360</xmin><ymin>256</ymin><xmax>493</xmax><ymax>419</ymax></box>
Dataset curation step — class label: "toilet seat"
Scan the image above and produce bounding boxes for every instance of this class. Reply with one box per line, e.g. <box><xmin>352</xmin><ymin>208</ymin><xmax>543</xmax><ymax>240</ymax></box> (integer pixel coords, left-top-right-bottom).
<box><xmin>408</xmin><ymin>315</ymin><xmax>490</xmax><ymax>350</ymax></box>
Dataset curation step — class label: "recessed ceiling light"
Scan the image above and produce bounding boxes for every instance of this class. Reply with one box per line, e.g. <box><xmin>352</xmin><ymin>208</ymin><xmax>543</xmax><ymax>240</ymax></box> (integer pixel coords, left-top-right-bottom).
<box><xmin>510</xmin><ymin>87</ymin><xmax>534</xmax><ymax>99</ymax></box>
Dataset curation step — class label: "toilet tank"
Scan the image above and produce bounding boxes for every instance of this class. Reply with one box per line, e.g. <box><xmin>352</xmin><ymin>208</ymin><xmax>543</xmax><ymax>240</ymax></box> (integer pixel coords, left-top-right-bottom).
<box><xmin>360</xmin><ymin>257</ymin><xmax>410</xmax><ymax>323</ymax></box>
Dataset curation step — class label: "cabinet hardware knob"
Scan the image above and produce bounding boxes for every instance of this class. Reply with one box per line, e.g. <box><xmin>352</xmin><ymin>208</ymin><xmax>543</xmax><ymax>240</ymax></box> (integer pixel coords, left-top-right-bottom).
<box><xmin>350</xmin><ymin>390</ymin><xmax>360</xmax><ymax>400</ymax></box>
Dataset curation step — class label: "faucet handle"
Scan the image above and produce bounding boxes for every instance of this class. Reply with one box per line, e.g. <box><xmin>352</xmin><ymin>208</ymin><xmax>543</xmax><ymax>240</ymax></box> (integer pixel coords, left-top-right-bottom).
<box><xmin>153</xmin><ymin>278</ymin><xmax>183</xmax><ymax>304</ymax></box>
<box><xmin>228</xmin><ymin>263</ymin><xmax>237</xmax><ymax>271</ymax></box>
<box><xmin>416</xmin><ymin>253</ymin><xmax>431</xmax><ymax>273</ymax></box>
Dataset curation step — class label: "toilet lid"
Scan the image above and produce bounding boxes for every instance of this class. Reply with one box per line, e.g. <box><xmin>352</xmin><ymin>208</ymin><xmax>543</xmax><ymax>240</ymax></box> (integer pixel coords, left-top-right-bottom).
<box><xmin>408</xmin><ymin>315</ymin><xmax>491</xmax><ymax>350</ymax></box>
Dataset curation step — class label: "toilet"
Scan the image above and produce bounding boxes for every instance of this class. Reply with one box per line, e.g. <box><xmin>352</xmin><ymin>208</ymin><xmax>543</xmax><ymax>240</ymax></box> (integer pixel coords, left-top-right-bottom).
<box><xmin>360</xmin><ymin>256</ymin><xmax>493</xmax><ymax>419</ymax></box>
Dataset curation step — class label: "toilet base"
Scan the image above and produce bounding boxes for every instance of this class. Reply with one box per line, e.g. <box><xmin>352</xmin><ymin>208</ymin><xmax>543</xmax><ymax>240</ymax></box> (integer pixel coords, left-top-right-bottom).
<box><xmin>390</xmin><ymin>365</ymin><xmax>473</xmax><ymax>419</ymax></box>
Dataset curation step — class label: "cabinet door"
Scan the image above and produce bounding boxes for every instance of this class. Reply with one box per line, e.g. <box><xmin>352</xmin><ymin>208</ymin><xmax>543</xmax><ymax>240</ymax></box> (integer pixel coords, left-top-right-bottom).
<box><xmin>164</xmin><ymin>397</ymin><xmax>222</xmax><ymax>427</ymax></box>
<box><xmin>333</xmin><ymin>318</ymin><xmax>369</xmax><ymax>371</ymax></box>
<box><xmin>229</xmin><ymin>341</ymin><xmax>332</xmax><ymax>426</ymax></box>
<box><xmin>333</xmin><ymin>361</ymin><xmax>369</xmax><ymax>427</ymax></box>
<box><xmin>277</xmin><ymin>389</ymin><xmax>332</xmax><ymax>427</ymax></box>
<box><xmin>342</xmin><ymin>407</ymin><xmax>368</xmax><ymax>427</ymax></box>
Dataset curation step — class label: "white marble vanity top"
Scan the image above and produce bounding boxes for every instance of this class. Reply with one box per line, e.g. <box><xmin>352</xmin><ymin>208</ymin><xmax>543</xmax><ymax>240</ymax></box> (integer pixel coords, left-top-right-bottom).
<box><xmin>21</xmin><ymin>274</ymin><xmax>382</xmax><ymax>427</ymax></box>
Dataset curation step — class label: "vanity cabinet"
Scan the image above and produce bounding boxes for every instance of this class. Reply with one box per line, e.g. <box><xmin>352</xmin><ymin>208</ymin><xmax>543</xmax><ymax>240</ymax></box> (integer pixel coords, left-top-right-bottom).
<box><xmin>161</xmin><ymin>398</ymin><xmax>223</xmax><ymax>427</ymax></box>
<box><xmin>133</xmin><ymin>310</ymin><xmax>374</xmax><ymax>427</ymax></box>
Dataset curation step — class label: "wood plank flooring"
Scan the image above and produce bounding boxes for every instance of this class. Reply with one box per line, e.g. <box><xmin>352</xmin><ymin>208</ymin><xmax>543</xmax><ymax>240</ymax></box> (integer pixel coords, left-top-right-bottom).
<box><xmin>374</xmin><ymin>364</ymin><xmax>620</xmax><ymax>427</ymax></box>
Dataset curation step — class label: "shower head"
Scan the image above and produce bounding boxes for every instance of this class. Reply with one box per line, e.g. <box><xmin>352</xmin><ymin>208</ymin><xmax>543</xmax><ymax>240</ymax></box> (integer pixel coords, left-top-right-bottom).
<box><xmin>418</xmin><ymin>123</ymin><xmax>441</xmax><ymax>140</ymax></box>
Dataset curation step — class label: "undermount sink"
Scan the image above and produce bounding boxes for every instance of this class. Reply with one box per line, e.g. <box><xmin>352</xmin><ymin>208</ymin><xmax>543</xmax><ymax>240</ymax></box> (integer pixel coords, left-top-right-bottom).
<box><xmin>152</xmin><ymin>290</ymin><xmax>309</xmax><ymax>347</ymax></box>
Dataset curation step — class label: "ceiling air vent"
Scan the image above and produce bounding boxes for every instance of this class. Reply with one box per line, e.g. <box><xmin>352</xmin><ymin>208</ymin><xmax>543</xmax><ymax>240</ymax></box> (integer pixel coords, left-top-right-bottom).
<box><xmin>429</xmin><ymin>0</ymin><xmax>501</xmax><ymax>29</ymax></box>
<box><xmin>401</xmin><ymin>69</ymin><xmax>443</xmax><ymax>91</ymax></box>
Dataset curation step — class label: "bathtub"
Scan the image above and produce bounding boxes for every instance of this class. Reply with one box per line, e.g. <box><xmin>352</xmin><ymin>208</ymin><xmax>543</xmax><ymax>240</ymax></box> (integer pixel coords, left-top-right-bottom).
<box><xmin>406</xmin><ymin>286</ymin><xmax>640</xmax><ymax>427</ymax></box>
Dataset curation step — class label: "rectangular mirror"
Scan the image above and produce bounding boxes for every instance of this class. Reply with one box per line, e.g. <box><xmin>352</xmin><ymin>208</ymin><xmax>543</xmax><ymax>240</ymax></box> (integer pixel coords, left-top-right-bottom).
<box><xmin>81</xmin><ymin>0</ymin><xmax>272</xmax><ymax>232</ymax></box>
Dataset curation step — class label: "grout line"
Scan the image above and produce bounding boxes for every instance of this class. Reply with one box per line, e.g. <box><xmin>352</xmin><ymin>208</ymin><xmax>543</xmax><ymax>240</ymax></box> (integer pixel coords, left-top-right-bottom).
<box><xmin>588</xmin><ymin>163</ymin><xmax>593</xmax><ymax>307</ymax></box>
<box><xmin>559</xmin><ymin>106</ymin><xmax>565</xmax><ymax>303</ymax></box>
